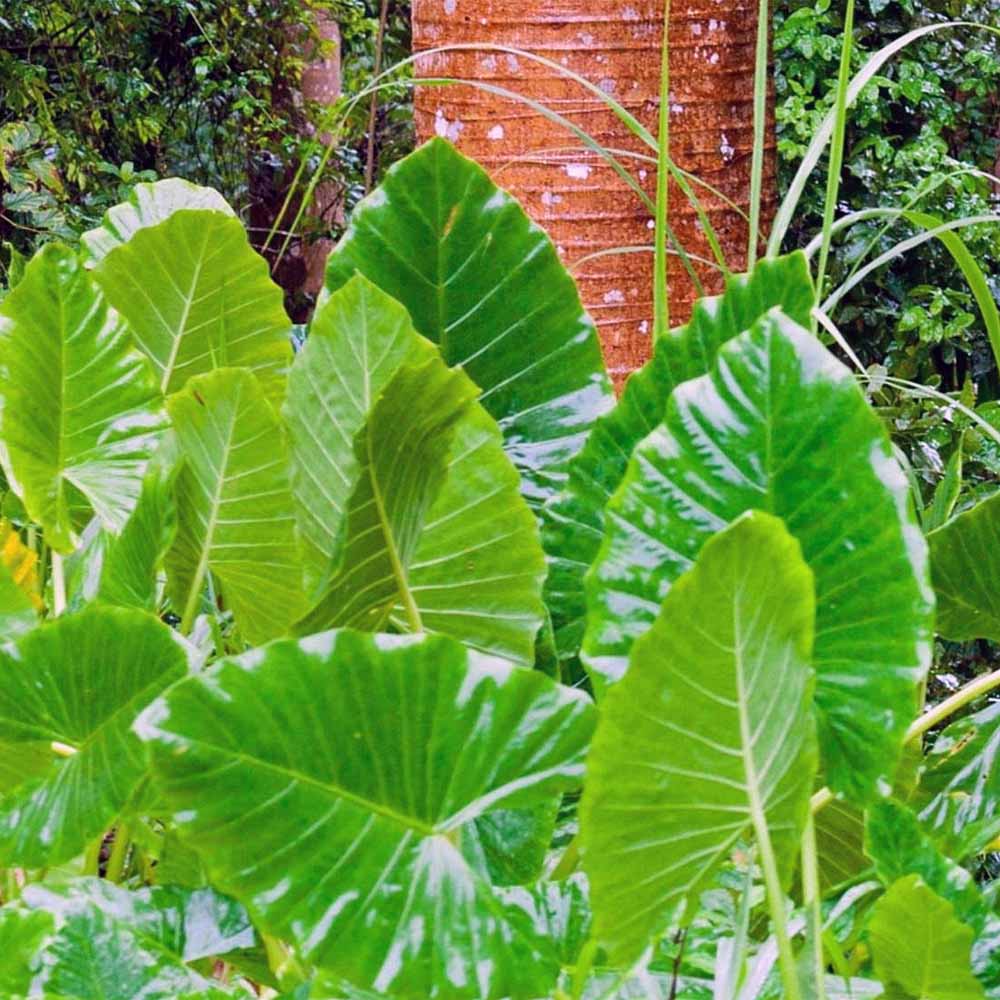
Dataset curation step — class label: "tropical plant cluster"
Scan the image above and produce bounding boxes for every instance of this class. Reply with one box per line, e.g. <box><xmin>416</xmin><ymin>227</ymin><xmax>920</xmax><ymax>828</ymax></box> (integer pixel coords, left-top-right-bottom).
<box><xmin>0</xmin><ymin>123</ymin><xmax>998</xmax><ymax>998</ymax></box>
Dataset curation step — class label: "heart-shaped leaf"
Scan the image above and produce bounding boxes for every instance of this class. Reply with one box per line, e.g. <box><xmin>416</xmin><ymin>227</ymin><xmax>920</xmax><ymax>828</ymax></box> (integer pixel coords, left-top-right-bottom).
<box><xmin>289</xmin><ymin>283</ymin><xmax>546</xmax><ymax>664</ymax></box>
<box><xmin>166</xmin><ymin>367</ymin><xmax>306</xmax><ymax>643</ymax></box>
<box><xmin>866</xmin><ymin>800</ymin><xmax>1000</xmax><ymax>988</ymax></box>
<box><xmin>136</xmin><ymin>630</ymin><xmax>595</xmax><ymax>999</ymax></box>
<box><xmin>868</xmin><ymin>876</ymin><xmax>986</xmax><ymax>1000</ymax></box>
<box><xmin>0</xmin><ymin>605</ymin><xmax>187</xmax><ymax>866</ymax></box>
<box><xmin>91</xmin><ymin>194</ymin><xmax>291</xmax><ymax>404</ymax></box>
<box><xmin>928</xmin><ymin>491</ymin><xmax>1000</xmax><ymax>641</ymax></box>
<box><xmin>81</xmin><ymin>179</ymin><xmax>235</xmax><ymax>263</ymax></box>
<box><xmin>0</xmin><ymin>244</ymin><xmax>166</xmax><ymax>551</ymax></box>
<box><xmin>582</xmin><ymin>512</ymin><xmax>818</xmax><ymax>966</ymax></box>
<box><xmin>322</xmin><ymin>138</ymin><xmax>614</xmax><ymax>507</ymax></box>
<box><xmin>543</xmin><ymin>253</ymin><xmax>815</xmax><ymax>661</ymax></box>
<box><xmin>585</xmin><ymin>311</ymin><xmax>933</xmax><ymax>803</ymax></box>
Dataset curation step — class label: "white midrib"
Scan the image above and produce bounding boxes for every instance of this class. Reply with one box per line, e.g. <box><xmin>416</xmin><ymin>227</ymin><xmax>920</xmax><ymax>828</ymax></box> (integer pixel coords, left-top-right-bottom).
<box><xmin>160</xmin><ymin>224</ymin><xmax>211</xmax><ymax>394</ymax></box>
<box><xmin>733</xmin><ymin>602</ymin><xmax>803</xmax><ymax>1000</ymax></box>
<box><xmin>179</xmin><ymin>389</ymin><xmax>240</xmax><ymax>633</ymax></box>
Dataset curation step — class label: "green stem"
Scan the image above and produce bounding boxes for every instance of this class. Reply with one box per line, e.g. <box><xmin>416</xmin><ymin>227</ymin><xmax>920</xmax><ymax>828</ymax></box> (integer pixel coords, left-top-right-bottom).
<box><xmin>909</xmin><ymin>666</ymin><xmax>1000</xmax><ymax>739</ymax></box>
<box><xmin>180</xmin><ymin>563</ymin><xmax>210</xmax><ymax>636</ymax></box>
<box><xmin>83</xmin><ymin>835</ymin><xmax>103</xmax><ymax>877</ymax></box>
<box><xmin>571</xmin><ymin>939</ymin><xmax>598</xmax><ymax>1000</ymax></box>
<box><xmin>551</xmin><ymin>837</ymin><xmax>580</xmax><ymax>880</ymax></box>
<box><xmin>50</xmin><ymin>551</ymin><xmax>66</xmax><ymax>616</ymax></box>
<box><xmin>812</xmin><ymin>666</ymin><xmax>1000</xmax><ymax>816</ymax></box>
<box><xmin>653</xmin><ymin>0</ymin><xmax>672</xmax><ymax>342</ymax></box>
<box><xmin>754</xmin><ymin>812</ymin><xmax>801</xmax><ymax>1000</ymax></box>
<box><xmin>800</xmin><ymin>814</ymin><xmax>828</xmax><ymax>1000</ymax></box>
<box><xmin>747</xmin><ymin>0</ymin><xmax>771</xmax><ymax>264</ymax></box>
<box><xmin>813</xmin><ymin>0</ymin><xmax>856</xmax><ymax>323</ymax></box>
<box><xmin>106</xmin><ymin>823</ymin><xmax>131</xmax><ymax>884</ymax></box>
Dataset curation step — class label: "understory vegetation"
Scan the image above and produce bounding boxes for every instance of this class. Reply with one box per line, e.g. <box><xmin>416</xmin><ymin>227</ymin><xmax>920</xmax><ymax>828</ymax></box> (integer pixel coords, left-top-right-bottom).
<box><xmin>0</xmin><ymin>1</ymin><xmax>999</xmax><ymax>999</ymax></box>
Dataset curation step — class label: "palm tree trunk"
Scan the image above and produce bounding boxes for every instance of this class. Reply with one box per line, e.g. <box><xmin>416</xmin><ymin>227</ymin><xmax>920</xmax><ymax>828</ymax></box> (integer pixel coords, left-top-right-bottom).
<box><xmin>412</xmin><ymin>0</ymin><xmax>775</xmax><ymax>387</ymax></box>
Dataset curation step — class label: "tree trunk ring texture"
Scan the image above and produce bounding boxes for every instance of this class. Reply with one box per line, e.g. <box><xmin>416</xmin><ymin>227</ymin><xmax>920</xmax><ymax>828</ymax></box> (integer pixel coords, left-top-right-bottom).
<box><xmin>412</xmin><ymin>0</ymin><xmax>776</xmax><ymax>388</ymax></box>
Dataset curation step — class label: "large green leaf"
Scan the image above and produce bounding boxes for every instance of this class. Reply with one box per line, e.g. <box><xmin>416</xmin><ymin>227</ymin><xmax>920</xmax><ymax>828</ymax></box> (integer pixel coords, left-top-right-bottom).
<box><xmin>19</xmin><ymin>879</ymin><xmax>250</xmax><ymax>999</ymax></box>
<box><xmin>543</xmin><ymin>253</ymin><xmax>815</xmax><ymax>660</ymax></box>
<box><xmin>865</xmin><ymin>800</ymin><xmax>1000</xmax><ymax>988</ymax></box>
<box><xmin>293</xmin><ymin>336</ymin><xmax>547</xmax><ymax>664</ymax></box>
<box><xmin>91</xmin><ymin>201</ymin><xmax>291</xmax><ymax>404</ymax></box>
<box><xmin>166</xmin><ymin>367</ymin><xmax>306</xmax><ymax>643</ymax></box>
<box><xmin>0</xmin><ymin>605</ymin><xmax>187</xmax><ymax>866</ymax></box>
<box><xmin>24</xmin><ymin>879</ymin><xmax>254</xmax><ymax>965</ymax></box>
<box><xmin>928</xmin><ymin>492</ymin><xmax>1000</xmax><ymax>641</ymax></box>
<box><xmin>868</xmin><ymin>876</ymin><xmax>986</xmax><ymax>1000</ymax></box>
<box><xmin>81</xmin><ymin>178</ymin><xmax>234</xmax><ymax>263</ymax></box>
<box><xmin>585</xmin><ymin>312</ymin><xmax>933</xmax><ymax>803</ymax></box>
<box><xmin>581</xmin><ymin>512</ymin><xmax>818</xmax><ymax>966</ymax></box>
<box><xmin>322</xmin><ymin>137</ymin><xmax>614</xmax><ymax>506</ymax></box>
<box><xmin>917</xmin><ymin>702</ymin><xmax>1000</xmax><ymax>858</ymax></box>
<box><xmin>68</xmin><ymin>438</ymin><xmax>178</xmax><ymax>613</ymax></box>
<box><xmin>284</xmin><ymin>276</ymin><xmax>432</xmax><ymax>587</ymax></box>
<box><xmin>0</xmin><ymin>905</ymin><xmax>55</xmax><ymax>995</ymax></box>
<box><xmin>0</xmin><ymin>244</ymin><xmax>166</xmax><ymax>551</ymax></box>
<box><xmin>136</xmin><ymin>630</ymin><xmax>596</xmax><ymax>999</ymax></box>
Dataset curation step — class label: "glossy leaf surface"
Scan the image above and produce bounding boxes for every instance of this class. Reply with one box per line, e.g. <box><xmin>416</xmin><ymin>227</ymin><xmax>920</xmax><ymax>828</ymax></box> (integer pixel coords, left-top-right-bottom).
<box><xmin>866</xmin><ymin>800</ymin><xmax>1000</xmax><ymax>987</ymax></box>
<box><xmin>20</xmin><ymin>879</ymin><xmax>250</xmax><ymax>999</ymax></box>
<box><xmin>929</xmin><ymin>492</ymin><xmax>1000</xmax><ymax>641</ymax></box>
<box><xmin>585</xmin><ymin>312</ymin><xmax>933</xmax><ymax>802</ymax></box>
<box><xmin>92</xmin><ymin>207</ymin><xmax>291</xmax><ymax>403</ymax></box>
<box><xmin>582</xmin><ymin>513</ymin><xmax>818</xmax><ymax>965</ymax></box>
<box><xmin>543</xmin><ymin>253</ymin><xmax>815</xmax><ymax>660</ymax></box>
<box><xmin>284</xmin><ymin>276</ymin><xmax>432</xmax><ymax>587</ymax></box>
<box><xmin>166</xmin><ymin>368</ymin><xmax>305</xmax><ymax>643</ymax></box>
<box><xmin>0</xmin><ymin>606</ymin><xmax>186</xmax><ymax>866</ymax></box>
<box><xmin>0</xmin><ymin>244</ymin><xmax>165</xmax><ymax>551</ymax></box>
<box><xmin>81</xmin><ymin>178</ymin><xmax>234</xmax><ymax>263</ymax></box>
<box><xmin>291</xmin><ymin>304</ymin><xmax>547</xmax><ymax>664</ymax></box>
<box><xmin>137</xmin><ymin>630</ymin><xmax>595</xmax><ymax>999</ymax></box>
<box><xmin>868</xmin><ymin>876</ymin><xmax>986</xmax><ymax>1000</ymax></box>
<box><xmin>918</xmin><ymin>702</ymin><xmax>1000</xmax><ymax>858</ymax></box>
<box><xmin>68</xmin><ymin>442</ymin><xmax>178</xmax><ymax>612</ymax></box>
<box><xmin>323</xmin><ymin>138</ymin><xmax>614</xmax><ymax>506</ymax></box>
<box><xmin>0</xmin><ymin>905</ymin><xmax>54</xmax><ymax>995</ymax></box>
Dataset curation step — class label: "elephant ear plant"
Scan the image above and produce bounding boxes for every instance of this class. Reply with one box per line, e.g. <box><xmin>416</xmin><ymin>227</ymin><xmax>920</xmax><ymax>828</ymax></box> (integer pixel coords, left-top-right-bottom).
<box><xmin>0</xmin><ymin>137</ymin><xmax>998</xmax><ymax>1000</ymax></box>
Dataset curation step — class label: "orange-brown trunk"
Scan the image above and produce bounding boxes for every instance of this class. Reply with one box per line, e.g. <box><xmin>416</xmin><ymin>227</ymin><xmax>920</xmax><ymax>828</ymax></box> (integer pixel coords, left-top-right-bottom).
<box><xmin>412</xmin><ymin>0</ymin><xmax>776</xmax><ymax>387</ymax></box>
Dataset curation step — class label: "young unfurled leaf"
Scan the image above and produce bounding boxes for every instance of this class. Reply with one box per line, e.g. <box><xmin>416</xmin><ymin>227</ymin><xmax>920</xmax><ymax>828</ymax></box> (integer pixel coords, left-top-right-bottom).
<box><xmin>136</xmin><ymin>630</ymin><xmax>595</xmax><ymax>999</ymax></box>
<box><xmin>323</xmin><ymin>138</ymin><xmax>614</xmax><ymax>507</ymax></box>
<box><xmin>91</xmin><ymin>192</ymin><xmax>291</xmax><ymax>404</ymax></box>
<box><xmin>585</xmin><ymin>311</ymin><xmax>933</xmax><ymax>804</ymax></box>
<box><xmin>543</xmin><ymin>252</ymin><xmax>815</xmax><ymax>661</ymax></box>
<box><xmin>166</xmin><ymin>368</ymin><xmax>306</xmax><ymax>643</ymax></box>
<box><xmin>0</xmin><ymin>244</ymin><xmax>166</xmax><ymax>551</ymax></box>
<box><xmin>289</xmin><ymin>280</ymin><xmax>546</xmax><ymax>665</ymax></box>
<box><xmin>582</xmin><ymin>512</ymin><xmax>818</xmax><ymax>966</ymax></box>
<box><xmin>929</xmin><ymin>491</ymin><xmax>1000</xmax><ymax>641</ymax></box>
<box><xmin>868</xmin><ymin>876</ymin><xmax>986</xmax><ymax>1000</ymax></box>
<box><xmin>0</xmin><ymin>605</ymin><xmax>187</xmax><ymax>867</ymax></box>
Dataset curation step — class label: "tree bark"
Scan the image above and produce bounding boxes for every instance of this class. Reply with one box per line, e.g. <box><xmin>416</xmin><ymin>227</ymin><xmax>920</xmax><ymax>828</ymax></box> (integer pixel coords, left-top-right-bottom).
<box><xmin>412</xmin><ymin>0</ymin><xmax>776</xmax><ymax>387</ymax></box>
